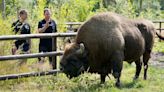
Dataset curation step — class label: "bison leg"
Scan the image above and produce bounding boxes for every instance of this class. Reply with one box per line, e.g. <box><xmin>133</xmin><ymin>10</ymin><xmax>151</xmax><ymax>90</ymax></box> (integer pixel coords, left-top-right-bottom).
<box><xmin>134</xmin><ymin>58</ymin><xmax>142</xmax><ymax>80</ymax></box>
<box><xmin>111</xmin><ymin>51</ymin><xmax>123</xmax><ymax>87</ymax></box>
<box><xmin>100</xmin><ymin>65</ymin><xmax>111</xmax><ymax>83</ymax></box>
<box><xmin>143</xmin><ymin>51</ymin><xmax>151</xmax><ymax>80</ymax></box>
<box><xmin>100</xmin><ymin>74</ymin><xmax>106</xmax><ymax>83</ymax></box>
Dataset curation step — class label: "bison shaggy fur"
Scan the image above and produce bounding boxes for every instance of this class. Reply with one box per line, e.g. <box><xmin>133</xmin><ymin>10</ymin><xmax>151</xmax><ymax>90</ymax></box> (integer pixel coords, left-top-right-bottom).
<box><xmin>60</xmin><ymin>12</ymin><xmax>156</xmax><ymax>87</ymax></box>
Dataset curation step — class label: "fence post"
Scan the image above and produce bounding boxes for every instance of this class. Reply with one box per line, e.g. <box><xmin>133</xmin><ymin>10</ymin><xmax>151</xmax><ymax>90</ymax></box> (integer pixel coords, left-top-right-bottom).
<box><xmin>159</xmin><ymin>22</ymin><xmax>162</xmax><ymax>42</ymax></box>
<box><xmin>52</xmin><ymin>36</ymin><xmax>57</xmax><ymax>69</ymax></box>
<box><xmin>69</xmin><ymin>24</ymin><xmax>73</xmax><ymax>31</ymax></box>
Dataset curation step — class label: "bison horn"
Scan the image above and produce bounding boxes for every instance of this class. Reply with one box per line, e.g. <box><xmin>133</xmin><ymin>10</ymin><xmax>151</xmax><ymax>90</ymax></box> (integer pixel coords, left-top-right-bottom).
<box><xmin>76</xmin><ymin>43</ymin><xmax>85</xmax><ymax>54</ymax></box>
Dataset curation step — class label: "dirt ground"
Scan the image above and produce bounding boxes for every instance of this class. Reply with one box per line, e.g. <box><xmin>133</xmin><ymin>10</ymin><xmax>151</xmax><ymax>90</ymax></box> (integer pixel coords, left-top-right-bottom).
<box><xmin>149</xmin><ymin>52</ymin><xmax>164</xmax><ymax>68</ymax></box>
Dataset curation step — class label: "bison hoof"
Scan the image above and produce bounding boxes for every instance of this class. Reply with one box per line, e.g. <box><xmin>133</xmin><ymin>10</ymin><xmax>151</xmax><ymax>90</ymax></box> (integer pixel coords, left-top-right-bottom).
<box><xmin>144</xmin><ymin>76</ymin><xmax>147</xmax><ymax>80</ymax></box>
<box><xmin>133</xmin><ymin>76</ymin><xmax>139</xmax><ymax>80</ymax></box>
<box><xmin>100</xmin><ymin>81</ymin><xmax>105</xmax><ymax>84</ymax></box>
<box><xmin>115</xmin><ymin>82</ymin><xmax>121</xmax><ymax>88</ymax></box>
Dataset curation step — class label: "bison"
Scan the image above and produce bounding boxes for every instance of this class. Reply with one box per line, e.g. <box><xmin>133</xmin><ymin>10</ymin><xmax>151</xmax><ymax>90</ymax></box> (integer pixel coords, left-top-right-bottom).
<box><xmin>60</xmin><ymin>12</ymin><xmax>156</xmax><ymax>87</ymax></box>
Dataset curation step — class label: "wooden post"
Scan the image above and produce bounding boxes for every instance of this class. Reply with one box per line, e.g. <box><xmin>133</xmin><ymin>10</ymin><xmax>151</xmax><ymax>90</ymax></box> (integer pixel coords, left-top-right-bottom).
<box><xmin>159</xmin><ymin>22</ymin><xmax>162</xmax><ymax>42</ymax></box>
<box><xmin>52</xmin><ymin>36</ymin><xmax>57</xmax><ymax>69</ymax></box>
<box><xmin>70</xmin><ymin>24</ymin><xmax>73</xmax><ymax>31</ymax></box>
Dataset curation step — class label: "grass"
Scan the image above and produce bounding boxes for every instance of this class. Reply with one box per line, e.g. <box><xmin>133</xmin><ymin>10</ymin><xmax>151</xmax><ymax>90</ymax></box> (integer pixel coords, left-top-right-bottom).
<box><xmin>153</xmin><ymin>39</ymin><xmax>164</xmax><ymax>53</ymax></box>
<box><xmin>152</xmin><ymin>39</ymin><xmax>164</xmax><ymax>62</ymax></box>
<box><xmin>0</xmin><ymin>63</ymin><xmax>163</xmax><ymax>92</ymax></box>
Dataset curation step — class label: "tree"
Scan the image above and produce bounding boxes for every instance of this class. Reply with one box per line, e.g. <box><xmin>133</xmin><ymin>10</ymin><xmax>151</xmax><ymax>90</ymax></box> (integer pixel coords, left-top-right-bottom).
<box><xmin>160</xmin><ymin>0</ymin><xmax>164</xmax><ymax>10</ymax></box>
<box><xmin>2</xmin><ymin>0</ymin><xmax>6</xmax><ymax>19</ymax></box>
<box><xmin>102</xmin><ymin>0</ymin><xmax>116</xmax><ymax>8</ymax></box>
<box><xmin>139</xmin><ymin>0</ymin><xmax>143</xmax><ymax>16</ymax></box>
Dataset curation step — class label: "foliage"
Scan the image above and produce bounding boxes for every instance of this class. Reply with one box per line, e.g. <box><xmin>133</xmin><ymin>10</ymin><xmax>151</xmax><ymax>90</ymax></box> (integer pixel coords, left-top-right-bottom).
<box><xmin>153</xmin><ymin>40</ymin><xmax>164</xmax><ymax>53</ymax></box>
<box><xmin>1</xmin><ymin>0</ymin><xmax>163</xmax><ymax>21</ymax></box>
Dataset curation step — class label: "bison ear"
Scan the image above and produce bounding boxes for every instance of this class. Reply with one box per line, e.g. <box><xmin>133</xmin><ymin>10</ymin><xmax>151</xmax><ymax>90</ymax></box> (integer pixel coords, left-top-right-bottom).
<box><xmin>76</xmin><ymin>43</ymin><xmax>85</xmax><ymax>54</ymax></box>
<box><xmin>66</xmin><ymin>38</ymin><xmax>71</xmax><ymax>44</ymax></box>
<box><xmin>64</xmin><ymin>38</ymin><xmax>72</xmax><ymax>49</ymax></box>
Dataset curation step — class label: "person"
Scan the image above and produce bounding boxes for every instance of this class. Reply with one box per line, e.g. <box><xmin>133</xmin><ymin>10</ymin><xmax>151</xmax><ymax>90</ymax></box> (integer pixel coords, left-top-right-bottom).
<box><xmin>37</xmin><ymin>8</ymin><xmax>57</xmax><ymax>68</ymax></box>
<box><xmin>11</xmin><ymin>9</ymin><xmax>31</xmax><ymax>55</ymax></box>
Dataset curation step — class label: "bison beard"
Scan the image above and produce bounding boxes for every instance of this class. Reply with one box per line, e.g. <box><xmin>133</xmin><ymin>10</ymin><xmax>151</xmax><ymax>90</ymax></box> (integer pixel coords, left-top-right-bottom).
<box><xmin>60</xmin><ymin>12</ymin><xmax>156</xmax><ymax>87</ymax></box>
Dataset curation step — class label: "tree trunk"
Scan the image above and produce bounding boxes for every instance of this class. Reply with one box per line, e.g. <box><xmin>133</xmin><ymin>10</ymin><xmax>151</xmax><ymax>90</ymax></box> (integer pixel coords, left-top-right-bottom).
<box><xmin>2</xmin><ymin>0</ymin><xmax>6</xmax><ymax>19</ymax></box>
<box><xmin>2</xmin><ymin>0</ymin><xmax>5</xmax><ymax>19</ymax></box>
<box><xmin>139</xmin><ymin>0</ymin><xmax>143</xmax><ymax>15</ymax></box>
<box><xmin>103</xmin><ymin>0</ymin><xmax>116</xmax><ymax>8</ymax></box>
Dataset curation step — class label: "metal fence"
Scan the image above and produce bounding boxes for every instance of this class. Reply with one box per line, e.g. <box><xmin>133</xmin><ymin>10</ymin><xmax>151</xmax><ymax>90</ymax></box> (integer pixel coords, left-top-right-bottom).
<box><xmin>153</xmin><ymin>20</ymin><xmax>164</xmax><ymax>32</ymax></box>
<box><xmin>0</xmin><ymin>32</ymin><xmax>77</xmax><ymax>80</ymax></box>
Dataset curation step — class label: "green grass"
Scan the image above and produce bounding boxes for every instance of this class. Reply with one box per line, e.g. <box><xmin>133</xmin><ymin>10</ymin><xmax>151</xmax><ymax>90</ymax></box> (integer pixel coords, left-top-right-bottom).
<box><xmin>0</xmin><ymin>63</ymin><xmax>163</xmax><ymax>92</ymax></box>
<box><xmin>153</xmin><ymin>40</ymin><xmax>164</xmax><ymax>53</ymax></box>
<box><xmin>152</xmin><ymin>40</ymin><xmax>164</xmax><ymax>62</ymax></box>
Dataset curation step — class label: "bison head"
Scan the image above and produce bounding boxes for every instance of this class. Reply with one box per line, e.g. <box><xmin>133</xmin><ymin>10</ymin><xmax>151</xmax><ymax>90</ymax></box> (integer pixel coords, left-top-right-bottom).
<box><xmin>60</xmin><ymin>43</ymin><xmax>88</xmax><ymax>78</ymax></box>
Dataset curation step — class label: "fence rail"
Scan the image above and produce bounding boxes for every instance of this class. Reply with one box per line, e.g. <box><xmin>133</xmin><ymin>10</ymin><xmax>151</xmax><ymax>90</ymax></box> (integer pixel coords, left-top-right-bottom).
<box><xmin>65</xmin><ymin>21</ymin><xmax>164</xmax><ymax>32</ymax></box>
<box><xmin>153</xmin><ymin>20</ymin><xmax>164</xmax><ymax>33</ymax></box>
<box><xmin>65</xmin><ymin>22</ymin><xmax>83</xmax><ymax>25</ymax></box>
<box><xmin>0</xmin><ymin>33</ymin><xmax>77</xmax><ymax>80</ymax></box>
<box><xmin>0</xmin><ymin>33</ymin><xmax>77</xmax><ymax>40</ymax></box>
<box><xmin>0</xmin><ymin>70</ymin><xmax>61</xmax><ymax>80</ymax></box>
<box><xmin>0</xmin><ymin>51</ymin><xmax>63</xmax><ymax>61</ymax></box>
<box><xmin>152</xmin><ymin>20</ymin><xmax>164</xmax><ymax>23</ymax></box>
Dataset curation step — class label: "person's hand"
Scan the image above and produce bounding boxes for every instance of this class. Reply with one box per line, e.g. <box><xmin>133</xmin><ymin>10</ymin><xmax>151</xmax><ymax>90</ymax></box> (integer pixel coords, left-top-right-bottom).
<box><xmin>38</xmin><ymin>19</ymin><xmax>51</xmax><ymax>33</ymax></box>
<box><xmin>45</xmin><ymin>19</ymin><xmax>51</xmax><ymax>28</ymax></box>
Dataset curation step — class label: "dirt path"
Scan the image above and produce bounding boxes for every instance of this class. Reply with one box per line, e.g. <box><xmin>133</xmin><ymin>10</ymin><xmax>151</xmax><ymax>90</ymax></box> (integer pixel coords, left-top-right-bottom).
<box><xmin>149</xmin><ymin>52</ymin><xmax>164</xmax><ymax>68</ymax></box>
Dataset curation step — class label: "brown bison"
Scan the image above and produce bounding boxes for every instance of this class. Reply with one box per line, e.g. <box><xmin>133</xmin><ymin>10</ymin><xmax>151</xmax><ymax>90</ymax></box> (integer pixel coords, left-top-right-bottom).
<box><xmin>60</xmin><ymin>12</ymin><xmax>156</xmax><ymax>87</ymax></box>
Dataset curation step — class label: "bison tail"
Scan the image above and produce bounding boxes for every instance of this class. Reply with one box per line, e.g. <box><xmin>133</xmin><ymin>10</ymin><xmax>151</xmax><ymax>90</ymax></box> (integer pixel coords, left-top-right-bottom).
<box><xmin>156</xmin><ymin>32</ymin><xmax>164</xmax><ymax>40</ymax></box>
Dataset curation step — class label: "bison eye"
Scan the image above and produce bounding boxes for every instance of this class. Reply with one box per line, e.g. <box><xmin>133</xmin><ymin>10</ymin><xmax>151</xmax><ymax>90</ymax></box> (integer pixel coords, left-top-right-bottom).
<box><xmin>60</xmin><ymin>62</ymin><xmax>65</xmax><ymax>68</ymax></box>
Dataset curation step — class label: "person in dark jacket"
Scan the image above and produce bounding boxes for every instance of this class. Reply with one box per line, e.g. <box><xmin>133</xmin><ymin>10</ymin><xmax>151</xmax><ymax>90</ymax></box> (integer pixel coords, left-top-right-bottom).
<box><xmin>37</xmin><ymin>8</ymin><xmax>57</xmax><ymax>68</ymax></box>
<box><xmin>12</xmin><ymin>9</ymin><xmax>31</xmax><ymax>55</ymax></box>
